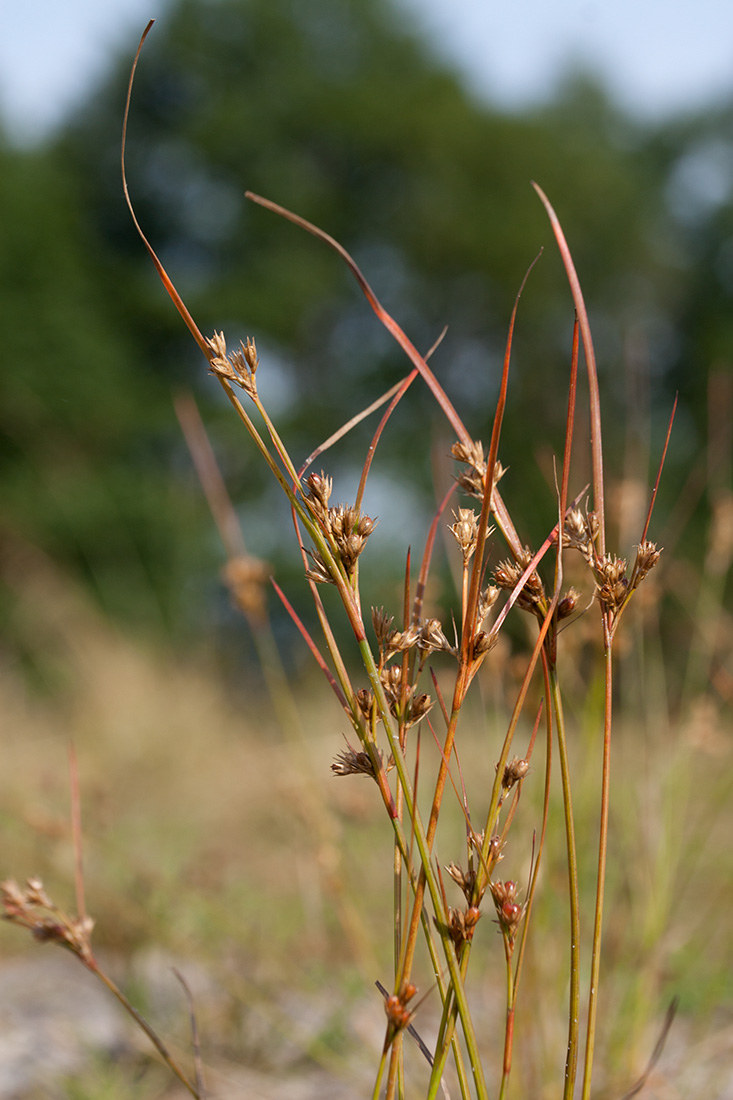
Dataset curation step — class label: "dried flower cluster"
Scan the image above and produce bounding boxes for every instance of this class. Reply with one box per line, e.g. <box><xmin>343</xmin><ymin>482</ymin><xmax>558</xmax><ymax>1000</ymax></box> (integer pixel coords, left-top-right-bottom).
<box><xmin>489</xmin><ymin>879</ymin><xmax>525</xmax><ymax>951</ymax></box>
<box><xmin>562</xmin><ymin>509</ymin><xmax>662</xmax><ymax>628</ymax></box>
<box><xmin>304</xmin><ymin>472</ymin><xmax>377</xmax><ymax>578</ymax></box>
<box><xmin>445</xmin><ymin>903</ymin><xmax>483</xmax><ymax>948</ymax></box>
<box><xmin>207</xmin><ymin>331</ymin><xmax>259</xmax><ymax>398</ymax></box>
<box><xmin>2</xmin><ymin>878</ymin><xmax>94</xmax><ymax>963</ymax></box>
<box><xmin>450</xmin><ymin>439</ymin><xmax>505</xmax><ymax>501</ymax></box>
<box><xmin>386</xmin><ymin>618</ymin><xmax>455</xmax><ymax>659</ymax></box>
<box><xmin>383</xmin><ymin>980</ymin><xmax>418</xmax><ymax>1043</ymax></box>
<box><xmin>499</xmin><ymin>756</ymin><xmax>530</xmax><ymax>796</ymax></box>
<box><xmin>562</xmin><ymin>506</ymin><xmax>600</xmax><ymax>564</ymax></box>
<box><xmin>331</xmin><ymin>743</ymin><xmax>392</xmax><ymax>779</ymax></box>
<box><xmin>493</xmin><ymin>548</ymin><xmax>546</xmax><ymax>613</ymax></box>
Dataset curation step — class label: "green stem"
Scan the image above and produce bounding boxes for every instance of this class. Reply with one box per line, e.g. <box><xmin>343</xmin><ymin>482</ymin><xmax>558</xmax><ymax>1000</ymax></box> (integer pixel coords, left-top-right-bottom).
<box><xmin>358</xmin><ymin>638</ymin><xmax>488</xmax><ymax>1100</ymax></box>
<box><xmin>550</xmin><ymin>664</ymin><xmax>581</xmax><ymax>1100</ymax></box>
<box><xmin>581</xmin><ymin>638</ymin><xmax>614</xmax><ymax>1100</ymax></box>
<box><xmin>498</xmin><ymin>949</ymin><xmax>515</xmax><ymax>1100</ymax></box>
<box><xmin>372</xmin><ymin>1044</ymin><xmax>390</xmax><ymax>1100</ymax></box>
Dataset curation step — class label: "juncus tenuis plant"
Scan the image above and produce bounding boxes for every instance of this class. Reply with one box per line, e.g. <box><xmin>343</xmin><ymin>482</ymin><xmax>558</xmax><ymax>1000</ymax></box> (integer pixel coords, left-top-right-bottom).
<box><xmin>2</xmin><ymin>21</ymin><xmax>676</xmax><ymax>1100</ymax></box>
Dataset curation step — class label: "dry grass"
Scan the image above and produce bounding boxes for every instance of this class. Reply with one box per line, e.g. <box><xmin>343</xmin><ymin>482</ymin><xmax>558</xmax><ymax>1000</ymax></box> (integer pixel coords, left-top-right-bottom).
<box><xmin>2</xmin><ymin>536</ymin><xmax>732</xmax><ymax>1098</ymax></box>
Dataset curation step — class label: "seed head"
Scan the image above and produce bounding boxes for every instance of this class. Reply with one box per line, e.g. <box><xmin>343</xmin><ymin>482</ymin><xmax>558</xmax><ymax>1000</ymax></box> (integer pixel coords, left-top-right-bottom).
<box><xmin>331</xmin><ymin>744</ymin><xmax>390</xmax><ymax>779</ymax></box>
<box><xmin>419</xmin><ymin>618</ymin><xmax>455</xmax><ymax>654</ymax></box>
<box><xmin>489</xmin><ymin>879</ymin><xmax>524</xmax><ymax>948</ymax></box>
<box><xmin>379</xmin><ymin>665</ymin><xmax>403</xmax><ymax>703</ymax></box>
<box><xmin>383</xmin><ymin>981</ymin><xmax>418</xmax><ymax>1043</ymax></box>
<box><xmin>356</xmin><ymin>688</ymin><xmax>375</xmax><ymax>719</ymax></box>
<box><xmin>449</xmin><ymin>508</ymin><xmax>480</xmax><ymax>561</ymax></box>
<box><xmin>1</xmin><ymin>878</ymin><xmax>94</xmax><ymax>962</ymax></box>
<box><xmin>326</xmin><ymin>504</ymin><xmax>378</xmax><ymax>575</ymax></box>
<box><xmin>403</xmin><ymin>692</ymin><xmax>434</xmax><ymax>728</ymax></box>
<box><xmin>305</xmin><ymin>471</ymin><xmax>333</xmax><ymax>517</ymax></box>
<box><xmin>451</xmin><ymin>440</ymin><xmax>506</xmax><ymax>502</ymax></box>
<box><xmin>304</xmin><ymin>549</ymin><xmax>335</xmax><ymax>585</ymax></box>
<box><xmin>631</xmin><ymin>540</ymin><xmax>662</xmax><ymax>588</ymax></box>
<box><xmin>446</xmin><ymin>861</ymin><xmax>477</xmax><ymax>902</ymax></box>
<box><xmin>556</xmin><ymin>586</ymin><xmax>580</xmax><ymax>621</ymax></box>
<box><xmin>472</xmin><ymin>630</ymin><xmax>498</xmax><ymax>659</ymax></box>
<box><xmin>498</xmin><ymin>756</ymin><xmax>530</xmax><ymax>793</ymax></box>
<box><xmin>563</xmin><ymin>507</ymin><xmax>599</xmax><ymax>564</ymax></box>
<box><xmin>494</xmin><ymin>549</ymin><xmax>544</xmax><ymax>611</ymax></box>
<box><xmin>372</xmin><ymin>607</ymin><xmax>395</xmax><ymax>648</ymax></box>
<box><xmin>443</xmin><ymin>904</ymin><xmax>483</xmax><ymax>948</ymax></box>
<box><xmin>596</xmin><ymin>554</ymin><xmax>629</xmax><ymax>616</ymax></box>
<box><xmin>486</xmin><ymin>833</ymin><xmax>504</xmax><ymax>873</ymax></box>
<box><xmin>451</xmin><ymin>439</ymin><xmax>486</xmax><ymax>499</ymax></box>
<box><xmin>207</xmin><ymin>331</ymin><xmax>259</xmax><ymax>398</ymax></box>
<box><xmin>387</xmin><ymin>618</ymin><xmax>455</xmax><ymax>658</ymax></box>
<box><xmin>451</xmin><ymin>438</ymin><xmax>486</xmax><ymax>472</ymax></box>
<box><xmin>386</xmin><ymin>624</ymin><xmax>421</xmax><ymax>654</ymax></box>
<box><xmin>478</xmin><ymin>585</ymin><xmax>500</xmax><ymax>624</ymax></box>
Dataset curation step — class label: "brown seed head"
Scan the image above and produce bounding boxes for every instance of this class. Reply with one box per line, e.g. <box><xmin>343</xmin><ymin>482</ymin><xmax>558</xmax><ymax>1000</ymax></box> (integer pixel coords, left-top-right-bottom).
<box><xmin>449</xmin><ymin>508</ymin><xmax>480</xmax><ymax>561</ymax></box>
<box><xmin>451</xmin><ymin>439</ymin><xmax>487</xmax><ymax>499</ymax></box>
<box><xmin>207</xmin><ymin>331</ymin><xmax>259</xmax><ymax>397</ymax></box>
<box><xmin>556</xmin><ymin>586</ymin><xmax>580</xmax><ymax>621</ymax></box>
<box><xmin>451</xmin><ymin>439</ymin><xmax>486</xmax><ymax>471</ymax></box>
<box><xmin>1</xmin><ymin>878</ymin><xmax>94</xmax><ymax>960</ymax></box>
<box><xmin>379</xmin><ymin>665</ymin><xmax>403</xmax><ymax>704</ymax></box>
<box><xmin>327</xmin><ymin>504</ymin><xmax>378</xmax><ymax>575</ymax></box>
<box><xmin>451</xmin><ymin>439</ymin><xmax>507</xmax><ymax>502</ymax></box>
<box><xmin>631</xmin><ymin>540</ymin><xmax>662</xmax><ymax>588</ymax></box>
<box><xmin>356</xmin><ymin>688</ymin><xmax>375</xmax><ymax>719</ymax></box>
<box><xmin>478</xmin><ymin>585</ymin><xmax>500</xmax><ymax>623</ymax></box>
<box><xmin>446</xmin><ymin>861</ymin><xmax>477</xmax><ymax>902</ymax></box>
<box><xmin>372</xmin><ymin>607</ymin><xmax>395</xmax><ymax>647</ymax></box>
<box><xmin>419</xmin><ymin>618</ymin><xmax>455</xmax><ymax>654</ymax></box>
<box><xmin>489</xmin><ymin>879</ymin><xmax>524</xmax><ymax>946</ymax></box>
<box><xmin>444</xmin><ymin>904</ymin><xmax>483</xmax><ymax>948</ymax></box>
<box><xmin>405</xmin><ymin>692</ymin><xmax>434</xmax><ymax>727</ymax></box>
<box><xmin>484</xmin><ymin>834</ymin><xmax>505</xmax><ymax>874</ymax></box>
<box><xmin>563</xmin><ymin>507</ymin><xmax>587</xmax><ymax>546</ymax></box>
<box><xmin>387</xmin><ymin>619</ymin><xmax>455</xmax><ymax>657</ymax></box>
<box><xmin>563</xmin><ymin>507</ymin><xmax>599</xmax><ymax>563</ymax></box>
<box><xmin>305</xmin><ymin>471</ymin><xmax>333</xmax><ymax>517</ymax></box>
<box><xmin>383</xmin><ymin>981</ymin><xmax>418</xmax><ymax>1040</ymax></box>
<box><xmin>331</xmin><ymin>745</ymin><xmax>390</xmax><ymax>779</ymax></box>
<box><xmin>498</xmin><ymin>756</ymin><xmax>530</xmax><ymax>792</ymax></box>
<box><xmin>386</xmin><ymin>624</ymin><xmax>421</xmax><ymax>654</ymax></box>
<box><xmin>494</xmin><ymin>549</ymin><xmax>544</xmax><ymax>611</ymax></box>
<box><xmin>472</xmin><ymin>630</ymin><xmax>498</xmax><ymax>659</ymax></box>
<box><xmin>304</xmin><ymin>549</ymin><xmax>335</xmax><ymax>585</ymax></box>
<box><xmin>596</xmin><ymin>554</ymin><xmax>629</xmax><ymax>615</ymax></box>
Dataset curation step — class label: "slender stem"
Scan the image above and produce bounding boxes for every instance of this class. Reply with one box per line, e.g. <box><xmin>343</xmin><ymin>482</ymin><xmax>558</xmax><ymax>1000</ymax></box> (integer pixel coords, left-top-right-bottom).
<box><xmin>385</xmin><ymin>1031</ymin><xmax>404</xmax><ymax>1100</ymax></box>
<box><xmin>498</xmin><ymin>940</ymin><xmax>516</xmax><ymax>1100</ymax></box>
<box><xmin>394</xmin><ymin>783</ymin><xmax>404</xmax><ymax>975</ymax></box>
<box><xmin>84</xmin><ymin>957</ymin><xmax>200</xmax><ymax>1098</ymax></box>
<box><xmin>359</xmin><ymin>639</ymin><xmax>488</xmax><ymax>1100</ymax></box>
<box><xmin>372</xmin><ymin>1045</ymin><xmax>390</xmax><ymax>1100</ymax></box>
<box><xmin>581</xmin><ymin>636</ymin><xmax>614</xmax><ymax>1100</ymax></box>
<box><xmin>550</xmin><ymin>664</ymin><xmax>581</xmax><ymax>1099</ymax></box>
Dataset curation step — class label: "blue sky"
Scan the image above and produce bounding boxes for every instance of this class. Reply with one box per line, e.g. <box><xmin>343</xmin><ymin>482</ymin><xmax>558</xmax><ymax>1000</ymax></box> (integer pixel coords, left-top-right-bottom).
<box><xmin>2</xmin><ymin>0</ymin><xmax>733</xmax><ymax>143</ymax></box>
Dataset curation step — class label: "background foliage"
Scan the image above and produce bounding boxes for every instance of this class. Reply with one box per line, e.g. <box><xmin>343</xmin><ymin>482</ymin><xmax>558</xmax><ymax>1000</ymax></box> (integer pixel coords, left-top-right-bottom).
<box><xmin>2</xmin><ymin>0</ymin><xmax>730</xmax><ymax>660</ymax></box>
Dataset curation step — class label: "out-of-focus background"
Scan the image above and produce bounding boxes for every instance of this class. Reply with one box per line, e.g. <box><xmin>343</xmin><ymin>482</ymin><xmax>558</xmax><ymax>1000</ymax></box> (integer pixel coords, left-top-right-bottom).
<box><xmin>1</xmin><ymin>1</ymin><xmax>732</xmax><ymax>1096</ymax></box>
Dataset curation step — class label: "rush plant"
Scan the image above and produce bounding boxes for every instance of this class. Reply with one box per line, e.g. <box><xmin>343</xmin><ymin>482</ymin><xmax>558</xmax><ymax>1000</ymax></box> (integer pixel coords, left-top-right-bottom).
<box><xmin>2</xmin><ymin>21</ymin><xmax>677</xmax><ymax>1100</ymax></box>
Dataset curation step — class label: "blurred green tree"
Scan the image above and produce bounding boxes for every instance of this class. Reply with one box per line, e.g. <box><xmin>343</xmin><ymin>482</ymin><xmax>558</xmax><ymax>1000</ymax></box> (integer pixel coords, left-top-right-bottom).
<box><xmin>1</xmin><ymin>0</ymin><xmax>728</xmax><ymax>658</ymax></box>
